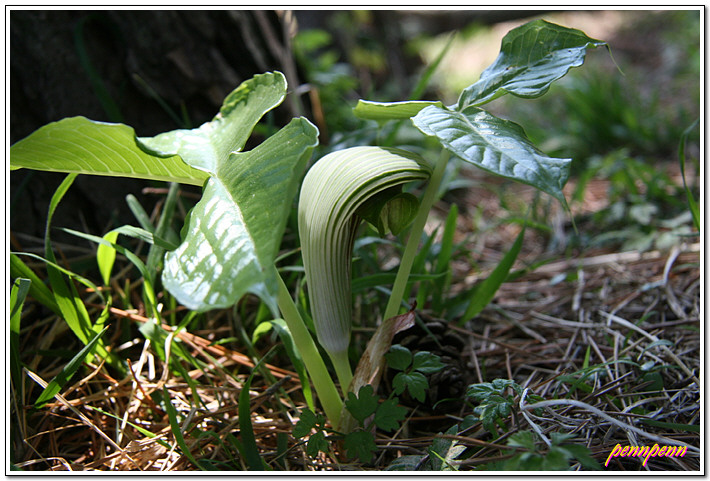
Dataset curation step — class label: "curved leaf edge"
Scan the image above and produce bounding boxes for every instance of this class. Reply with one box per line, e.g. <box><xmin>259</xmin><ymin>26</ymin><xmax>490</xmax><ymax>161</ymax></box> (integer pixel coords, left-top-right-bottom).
<box><xmin>10</xmin><ymin>116</ymin><xmax>209</xmax><ymax>186</ymax></box>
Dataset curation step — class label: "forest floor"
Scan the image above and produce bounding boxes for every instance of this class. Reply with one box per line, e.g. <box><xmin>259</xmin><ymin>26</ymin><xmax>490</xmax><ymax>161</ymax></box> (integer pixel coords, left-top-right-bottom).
<box><xmin>12</xmin><ymin>161</ymin><xmax>700</xmax><ymax>472</ymax></box>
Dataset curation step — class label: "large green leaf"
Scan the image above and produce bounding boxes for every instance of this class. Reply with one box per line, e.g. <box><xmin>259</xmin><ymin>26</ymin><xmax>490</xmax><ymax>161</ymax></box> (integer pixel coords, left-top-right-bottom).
<box><xmin>9</xmin><ymin>72</ymin><xmax>292</xmax><ymax>184</ymax></box>
<box><xmin>154</xmin><ymin>72</ymin><xmax>319</xmax><ymax>313</ymax></box>
<box><xmin>412</xmin><ymin>105</ymin><xmax>571</xmax><ymax>206</ymax></box>
<box><xmin>12</xmin><ymin>71</ymin><xmax>319</xmax><ymax>314</ymax></box>
<box><xmin>162</xmin><ymin>117</ymin><xmax>318</xmax><ymax>313</ymax></box>
<box><xmin>458</xmin><ymin>19</ymin><xmax>606</xmax><ymax>108</ymax></box>
<box><xmin>10</xmin><ymin>117</ymin><xmax>208</xmax><ymax>186</ymax></box>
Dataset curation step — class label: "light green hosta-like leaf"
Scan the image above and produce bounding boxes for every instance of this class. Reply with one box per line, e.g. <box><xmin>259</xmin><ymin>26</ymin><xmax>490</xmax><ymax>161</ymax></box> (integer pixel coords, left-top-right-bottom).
<box><xmin>457</xmin><ymin>19</ymin><xmax>606</xmax><ymax>108</ymax></box>
<box><xmin>12</xmin><ymin>71</ymin><xmax>320</xmax><ymax>314</ymax></box>
<box><xmin>10</xmin><ymin>117</ymin><xmax>208</xmax><ymax>185</ymax></box>
<box><xmin>151</xmin><ymin>72</ymin><xmax>319</xmax><ymax>312</ymax></box>
<box><xmin>412</xmin><ymin>105</ymin><xmax>571</xmax><ymax>207</ymax></box>
<box><xmin>163</xmin><ymin>117</ymin><xmax>318</xmax><ymax>313</ymax></box>
<box><xmin>298</xmin><ymin>146</ymin><xmax>430</xmax><ymax>386</ymax></box>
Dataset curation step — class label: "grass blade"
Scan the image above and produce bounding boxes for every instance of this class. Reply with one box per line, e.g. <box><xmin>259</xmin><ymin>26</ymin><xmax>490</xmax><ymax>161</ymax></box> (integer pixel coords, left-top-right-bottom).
<box><xmin>678</xmin><ymin>119</ymin><xmax>699</xmax><ymax>230</ymax></box>
<box><xmin>126</xmin><ymin>194</ymin><xmax>155</xmax><ymax>232</ymax></box>
<box><xmin>162</xmin><ymin>387</ymin><xmax>208</xmax><ymax>470</ymax></box>
<box><xmin>352</xmin><ymin>272</ymin><xmax>444</xmax><ymax>294</ymax></box>
<box><xmin>62</xmin><ymin>227</ymin><xmax>159</xmax><ymax>316</ymax></box>
<box><xmin>239</xmin><ymin>351</ymin><xmax>276</xmax><ymax>471</ymax></box>
<box><xmin>432</xmin><ymin>203</ymin><xmax>458</xmax><ymax>313</ymax></box>
<box><xmin>86</xmin><ymin>405</ymin><xmax>173</xmax><ymax>449</ymax></box>
<box><xmin>639</xmin><ymin>418</ymin><xmax>700</xmax><ymax>433</ymax></box>
<box><xmin>34</xmin><ymin>326</ymin><xmax>109</xmax><ymax>408</ymax></box>
<box><xmin>104</xmin><ymin>225</ymin><xmax>178</xmax><ymax>250</ymax></box>
<box><xmin>43</xmin><ymin>174</ymin><xmax>110</xmax><ymax>362</ymax></box>
<box><xmin>10</xmin><ymin>278</ymin><xmax>32</xmax><ymax>323</ymax></box>
<box><xmin>97</xmin><ymin>230</ymin><xmax>119</xmax><ymax>285</ymax></box>
<box><xmin>410</xmin><ymin>33</ymin><xmax>456</xmax><ymax>101</ymax></box>
<box><xmin>413</xmin><ymin>227</ymin><xmax>439</xmax><ymax>309</ymax></box>
<box><xmin>12</xmin><ymin>252</ymin><xmax>104</xmax><ymax>302</ymax></box>
<box><xmin>253</xmin><ymin>319</ymin><xmax>314</xmax><ymax>411</ymax></box>
<box><xmin>10</xmin><ymin>254</ymin><xmax>59</xmax><ymax>315</ymax></box>
<box><xmin>74</xmin><ymin>16</ymin><xmax>123</xmax><ymax>123</ymax></box>
<box><xmin>10</xmin><ymin>278</ymin><xmax>31</xmax><ymax>389</ymax></box>
<box><xmin>146</xmin><ymin>182</ymin><xmax>180</xmax><ymax>282</ymax></box>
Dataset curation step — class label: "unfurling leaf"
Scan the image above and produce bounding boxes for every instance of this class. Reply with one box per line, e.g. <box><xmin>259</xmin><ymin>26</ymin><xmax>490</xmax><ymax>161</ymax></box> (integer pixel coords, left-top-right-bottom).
<box><xmin>353</xmin><ymin>100</ymin><xmax>443</xmax><ymax>121</ymax></box>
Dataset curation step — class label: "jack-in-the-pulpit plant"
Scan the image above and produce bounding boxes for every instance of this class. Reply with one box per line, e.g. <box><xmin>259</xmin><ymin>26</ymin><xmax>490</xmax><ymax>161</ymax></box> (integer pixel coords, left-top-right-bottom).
<box><xmin>298</xmin><ymin>146</ymin><xmax>430</xmax><ymax>391</ymax></box>
<box><xmin>295</xmin><ymin>21</ymin><xmax>607</xmax><ymax>415</ymax></box>
<box><xmin>10</xmin><ymin>19</ymin><xmax>607</xmax><ymax>434</ymax></box>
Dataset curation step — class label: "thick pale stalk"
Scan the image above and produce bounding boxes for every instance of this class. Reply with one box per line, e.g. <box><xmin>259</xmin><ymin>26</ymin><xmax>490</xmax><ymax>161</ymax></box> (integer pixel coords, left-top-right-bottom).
<box><xmin>274</xmin><ymin>269</ymin><xmax>343</xmax><ymax>427</ymax></box>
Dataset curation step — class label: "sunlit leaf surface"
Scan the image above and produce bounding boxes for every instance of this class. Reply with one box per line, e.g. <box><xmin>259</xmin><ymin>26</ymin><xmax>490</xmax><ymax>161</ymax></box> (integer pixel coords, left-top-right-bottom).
<box><xmin>10</xmin><ymin>117</ymin><xmax>208</xmax><ymax>185</ymax></box>
<box><xmin>162</xmin><ymin>117</ymin><xmax>318</xmax><ymax>312</ymax></box>
<box><xmin>138</xmin><ymin>72</ymin><xmax>288</xmax><ymax>173</ymax></box>
<box><xmin>413</xmin><ymin>105</ymin><xmax>571</xmax><ymax>206</ymax></box>
<box><xmin>12</xmin><ymin>71</ymin><xmax>320</xmax><ymax>313</ymax></box>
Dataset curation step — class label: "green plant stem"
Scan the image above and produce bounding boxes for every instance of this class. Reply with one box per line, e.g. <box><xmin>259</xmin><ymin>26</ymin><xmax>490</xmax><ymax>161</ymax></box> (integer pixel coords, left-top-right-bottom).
<box><xmin>274</xmin><ymin>269</ymin><xmax>343</xmax><ymax>428</ymax></box>
<box><xmin>384</xmin><ymin>150</ymin><xmax>449</xmax><ymax>322</ymax></box>
<box><xmin>329</xmin><ymin>349</ymin><xmax>353</xmax><ymax>396</ymax></box>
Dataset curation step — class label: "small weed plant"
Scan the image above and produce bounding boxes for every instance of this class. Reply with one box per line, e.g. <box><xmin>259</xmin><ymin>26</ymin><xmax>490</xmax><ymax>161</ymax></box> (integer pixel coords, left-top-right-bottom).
<box><xmin>293</xmin><ymin>344</ymin><xmax>443</xmax><ymax>464</ymax></box>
